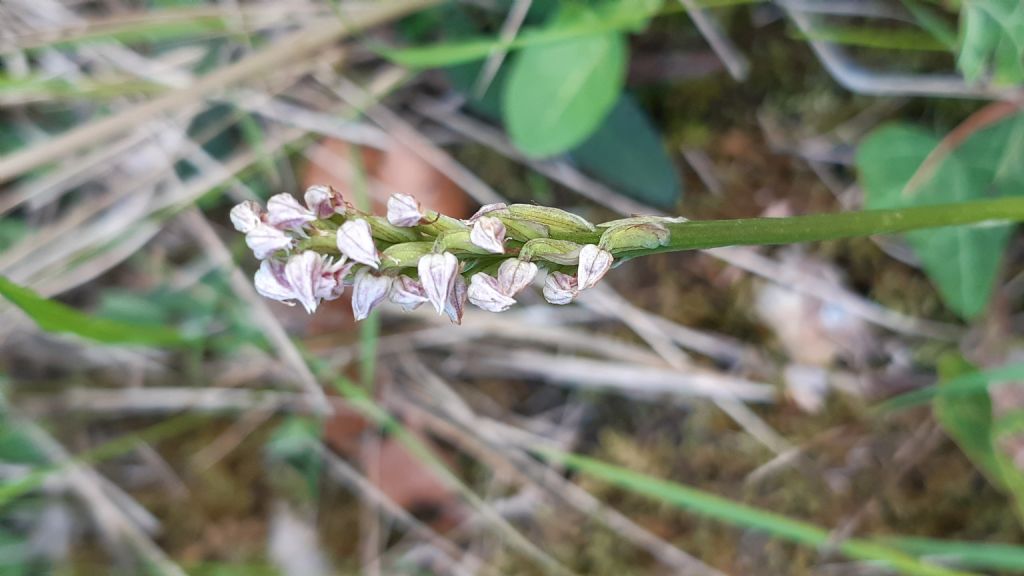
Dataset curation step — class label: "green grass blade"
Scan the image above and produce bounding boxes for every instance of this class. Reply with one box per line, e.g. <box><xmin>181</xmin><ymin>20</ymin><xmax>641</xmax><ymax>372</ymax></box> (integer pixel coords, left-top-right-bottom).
<box><xmin>0</xmin><ymin>276</ymin><xmax>194</xmax><ymax>347</ymax></box>
<box><xmin>877</xmin><ymin>362</ymin><xmax>1024</xmax><ymax>412</ymax></box>
<box><xmin>882</xmin><ymin>537</ymin><xmax>1024</xmax><ymax>572</ymax></box>
<box><xmin>537</xmin><ymin>447</ymin><xmax>980</xmax><ymax>576</ymax></box>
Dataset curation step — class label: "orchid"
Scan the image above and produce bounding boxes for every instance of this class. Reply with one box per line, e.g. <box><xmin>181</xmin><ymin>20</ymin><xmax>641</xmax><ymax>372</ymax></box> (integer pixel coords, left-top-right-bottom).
<box><xmin>233</xmin><ymin>190</ymin><xmax>640</xmax><ymax>322</ymax></box>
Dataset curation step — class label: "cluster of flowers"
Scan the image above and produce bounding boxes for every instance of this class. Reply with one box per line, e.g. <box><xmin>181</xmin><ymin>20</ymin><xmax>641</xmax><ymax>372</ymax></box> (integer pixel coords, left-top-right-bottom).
<box><xmin>231</xmin><ymin>185</ymin><xmax>673</xmax><ymax>322</ymax></box>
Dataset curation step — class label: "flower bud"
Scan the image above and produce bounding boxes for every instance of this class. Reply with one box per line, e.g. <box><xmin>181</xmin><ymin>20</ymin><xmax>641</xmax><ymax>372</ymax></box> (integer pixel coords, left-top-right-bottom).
<box><xmin>507</xmin><ymin>204</ymin><xmax>595</xmax><ymax>236</ymax></box>
<box><xmin>597</xmin><ymin>215</ymin><xmax>687</xmax><ymax>228</ymax></box>
<box><xmin>246</xmin><ymin>223</ymin><xmax>294</xmax><ymax>259</ymax></box>
<box><xmin>445</xmin><ymin>273</ymin><xmax>467</xmax><ymax>325</ymax></box>
<box><xmin>336</xmin><ymin>219</ymin><xmax>380</xmax><ymax>269</ymax></box>
<box><xmin>230</xmin><ymin>200</ymin><xmax>263</xmax><ymax>233</ymax></box>
<box><xmin>599</xmin><ymin>222</ymin><xmax>670</xmax><ymax>253</ymax></box>
<box><xmin>543</xmin><ymin>272</ymin><xmax>578</xmax><ymax>305</ymax></box>
<box><xmin>386</xmin><ymin>193</ymin><xmax>423</xmax><ymax>227</ymax></box>
<box><xmin>285</xmin><ymin>251</ymin><xmax>331</xmax><ymax>314</ymax></box>
<box><xmin>519</xmin><ymin>238</ymin><xmax>583</xmax><ymax>265</ymax></box>
<box><xmin>497</xmin><ymin>259</ymin><xmax>538</xmax><ymax>296</ymax></box>
<box><xmin>267</xmin><ymin>193</ymin><xmax>316</xmax><ymax>230</ymax></box>
<box><xmin>577</xmin><ymin>244</ymin><xmax>613</xmax><ymax>290</ymax></box>
<box><xmin>418</xmin><ymin>252</ymin><xmax>459</xmax><ymax>315</ymax></box>
<box><xmin>467</xmin><ymin>203</ymin><xmax>508</xmax><ymax>222</ymax></box>
<box><xmin>351</xmin><ymin>268</ymin><xmax>391</xmax><ymax>321</ymax></box>
<box><xmin>254</xmin><ymin>259</ymin><xmax>295</xmax><ymax>304</ymax></box>
<box><xmin>469</xmin><ymin>216</ymin><xmax>506</xmax><ymax>254</ymax></box>
<box><xmin>381</xmin><ymin>241</ymin><xmax>435</xmax><ymax>270</ymax></box>
<box><xmin>366</xmin><ymin>215</ymin><xmax>421</xmax><ymax>244</ymax></box>
<box><xmin>435</xmin><ymin>230</ymin><xmax>492</xmax><ymax>255</ymax></box>
<box><xmin>304</xmin><ymin>185</ymin><xmax>346</xmax><ymax>218</ymax></box>
<box><xmin>468</xmin><ymin>273</ymin><xmax>516</xmax><ymax>312</ymax></box>
<box><xmin>389</xmin><ymin>275</ymin><xmax>428</xmax><ymax>311</ymax></box>
<box><xmin>497</xmin><ymin>217</ymin><xmax>549</xmax><ymax>241</ymax></box>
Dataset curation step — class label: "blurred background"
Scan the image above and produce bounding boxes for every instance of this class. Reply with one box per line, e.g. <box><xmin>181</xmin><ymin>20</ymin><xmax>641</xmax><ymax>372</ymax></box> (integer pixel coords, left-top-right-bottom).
<box><xmin>1</xmin><ymin>0</ymin><xmax>1024</xmax><ymax>574</ymax></box>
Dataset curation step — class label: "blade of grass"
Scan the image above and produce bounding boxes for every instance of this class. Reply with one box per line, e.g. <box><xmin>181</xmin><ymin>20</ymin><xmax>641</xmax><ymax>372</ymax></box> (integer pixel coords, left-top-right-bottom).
<box><xmin>789</xmin><ymin>26</ymin><xmax>947</xmax><ymax>51</ymax></box>
<box><xmin>535</xmin><ymin>447</ymin><xmax>980</xmax><ymax>576</ymax></box>
<box><xmin>877</xmin><ymin>362</ymin><xmax>1024</xmax><ymax>412</ymax></box>
<box><xmin>0</xmin><ymin>276</ymin><xmax>194</xmax><ymax>347</ymax></box>
<box><xmin>882</xmin><ymin>537</ymin><xmax>1024</xmax><ymax>572</ymax></box>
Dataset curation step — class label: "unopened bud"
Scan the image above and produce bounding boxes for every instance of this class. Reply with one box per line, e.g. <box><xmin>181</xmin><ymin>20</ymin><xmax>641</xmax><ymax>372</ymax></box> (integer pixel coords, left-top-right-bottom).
<box><xmin>468</xmin><ymin>273</ymin><xmax>516</xmax><ymax>312</ymax></box>
<box><xmin>519</xmin><ymin>238</ymin><xmax>583</xmax><ymax>265</ymax></box>
<box><xmin>543</xmin><ymin>272</ymin><xmax>578</xmax><ymax>305</ymax></box>
<box><xmin>497</xmin><ymin>259</ymin><xmax>538</xmax><ymax>296</ymax></box>
<box><xmin>380</xmin><ymin>242</ymin><xmax>435</xmax><ymax>270</ymax></box>
<box><xmin>418</xmin><ymin>252</ymin><xmax>459</xmax><ymax>315</ymax></box>
<box><xmin>336</xmin><ymin>219</ymin><xmax>380</xmax><ymax>269</ymax></box>
<box><xmin>267</xmin><ymin>193</ymin><xmax>316</xmax><ymax>230</ymax></box>
<box><xmin>389</xmin><ymin>275</ymin><xmax>429</xmax><ymax>311</ymax></box>
<box><xmin>577</xmin><ymin>244</ymin><xmax>613</xmax><ymax>290</ymax></box>
<box><xmin>507</xmin><ymin>204</ymin><xmax>595</xmax><ymax>237</ymax></box>
<box><xmin>365</xmin><ymin>215</ymin><xmax>421</xmax><ymax>244</ymax></box>
<box><xmin>230</xmin><ymin>201</ymin><xmax>263</xmax><ymax>233</ymax></box>
<box><xmin>467</xmin><ymin>203</ymin><xmax>508</xmax><ymax>222</ymax></box>
<box><xmin>599</xmin><ymin>222</ymin><xmax>670</xmax><ymax>253</ymax></box>
<box><xmin>445</xmin><ymin>273</ymin><xmax>468</xmax><ymax>325</ymax></box>
<box><xmin>351</xmin><ymin>268</ymin><xmax>391</xmax><ymax>321</ymax></box>
<box><xmin>304</xmin><ymin>185</ymin><xmax>346</xmax><ymax>218</ymax></box>
<box><xmin>387</xmin><ymin>193</ymin><xmax>424</xmax><ymax>227</ymax></box>
<box><xmin>469</xmin><ymin>216</ymin><xmax>506</xmax><ymax>254</ymax></box>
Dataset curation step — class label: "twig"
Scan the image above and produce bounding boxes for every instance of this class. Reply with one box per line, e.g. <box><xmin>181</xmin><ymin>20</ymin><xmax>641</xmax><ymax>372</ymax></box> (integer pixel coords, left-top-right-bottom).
<box><xmin>676</xmin><ymin>0</ymin><xmax>750</xmax><ymax>81</ymax></box>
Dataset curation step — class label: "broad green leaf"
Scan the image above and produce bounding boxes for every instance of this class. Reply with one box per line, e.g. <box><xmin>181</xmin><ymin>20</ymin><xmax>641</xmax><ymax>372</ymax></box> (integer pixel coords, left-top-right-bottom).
<box><xmin>857</xmin><ymin>121</ymin><xmax>1024</xmax><ymax>318</ymax></box>
<box><xmin>503</xmin><ymin>6</ymin><xmax>627</xmax><ymax>157</ymax></box>
<box><xmin>538</xmin><ymin>447</ymin><xmax>978</xmax><ymax>576</ymax></box>
<box><xmin>958</xmin><ymin>1</ymin><xmax>1024</xmax><ymax>84</ymax></box>
<box><xmin>0</xmin><ymin>276</ymin><xmax>192</xmax><ymax>347</ymax></box>
<box><xmin>571</xmin><ymin>94</ymin><xmax>683</xmax><ymax>208</ymax></box>
<box><xmin>380</xmin><ymin>0</ymin><xmax>659</xmax><ymax>69</ymax></box>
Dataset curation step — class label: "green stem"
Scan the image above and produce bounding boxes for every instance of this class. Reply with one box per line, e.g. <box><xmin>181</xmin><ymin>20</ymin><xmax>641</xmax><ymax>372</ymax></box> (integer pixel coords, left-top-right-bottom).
<box><xmin>613</xmin><ymin>197</ymin><xmax>1024</xmax><ymax>258</ymax></box>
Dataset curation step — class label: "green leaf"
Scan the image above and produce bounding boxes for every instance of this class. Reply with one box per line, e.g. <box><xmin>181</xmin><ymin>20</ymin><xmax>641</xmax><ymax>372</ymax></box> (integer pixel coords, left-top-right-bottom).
<box><xmin>0</xmin><ymin>276</ymin><xmax>193</xmax><ymax>347</ymax></box>
<box><xmin>857</xmin><ymin>120</ymin><xmax>1024</xmax><ymax>318</ymax></box>
<box><xmin>537</xmin><ymin>447</ymin><xmax>978</xmax><ymax>576</ymax></box>
<box><xmin>932</xmin><ymin>356</ymin><xmax>1003</xmax><ymax>486</ymax></box>
<box><xmin>571</xmin><ymin>94</ymin><xmax>683</xmax><ymax>208</ymax></box>
<box><xmin>879</xmin><ymin>361</ymin><xmax>1024</xmax><ymax>411</ymax></box>
<box><xmin>883</xmin><ymin>537</ymin><xmax>1024</xmax><ymax>572</ymax></box>
<box><xmin>957</xmin><ymin>1</ymin><xmax>1024</xmax><ymax>85</ymax></box>
<box><xmin>991</xmin><ymin>411</ymin><xmax>1024</xmax><ymax>524</ymax></box>
<box><xmin>503</xmin><ymin>6</ymin><xmax>627</xmax><ymax>157</ymax></box>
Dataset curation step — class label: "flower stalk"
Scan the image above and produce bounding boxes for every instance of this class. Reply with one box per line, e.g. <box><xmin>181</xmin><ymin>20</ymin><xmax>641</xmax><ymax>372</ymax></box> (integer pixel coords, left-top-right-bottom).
<box><xmin>233</xmin><ymin>189</ymin><xmax>1024</xmax><ymax>321</ymax></box>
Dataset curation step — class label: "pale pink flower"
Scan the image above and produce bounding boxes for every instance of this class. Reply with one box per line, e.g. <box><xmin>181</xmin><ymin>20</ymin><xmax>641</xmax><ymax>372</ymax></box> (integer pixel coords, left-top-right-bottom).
<box><xmin>319</xmin><ymin>257</ymin><xmax>353</xmax><ymax>301</ymax></box>
<box><xmin>469</xmin><ymin>216</ymin><xmax>506</xmax><ymax>254</ymax></box>
<box><xmin>304</xmin><ymin>185</ymin><xmax>345</xmax><ymax>218</ymax></box>
<box><xmin>336</xmin><ymin>219</ymin><xmax>380</xmax><ymax>269</ymax></box>
<box><xmin>254</xmin><ymin>259</ymin><xmax>296</xmax><ymax>304</ymax></box>
<box><xmin>386</xmin><ymin>193</ymin><xmax>424</xmax><ymax>227</ymax></box>
<box><xmin>467</xmin><ymin>203</ymin><xmax>507</xmax><ymax>223</ymax></box>
<box><xmin>389</xmin><ymin>275</ymin><xmax>429</xmax><ymax>311</ymax></box>
<box><xmin>468</xmin><ymin>273</ymin><xmax>516</xmax><ymax>312</ymax></box>
<box><xmin>246</xmin><ymin>223</ymin><xmax>293</xmax><ymax>259</ymax></box>
<box><xmin>577</xmin><ymin>244</ymin><xmax>613</xmax><ymax>290</ymax></box>
<box><xmin>285</xmin><ymin>251</ymin><xmax>331</xmax><ymax>314</ymax></box>
<box><xmin>418</xmin><ymin>252</ymin><xmax>458</xmax><ymax>315</ymax></box>
<box><xmin>445</xmin><ymin>273</ymin><xmax>467</xmax><ymax>325</ymax></box>
<box><xmin>351</xmin><ymin>268</ymin><xmax>391</xmax><ymax>321</ymax></box>
<box><xmin>230</xmin><ymin>200</ymin><xmax>264</xmax><ymax>233</ymax></box>
<box><xmin>497</xmin><ymin>259</ymin><xmax>538</xmax><ymax>296</ymax></box>
<box><xmin>266</xmin><ymin>193</ymin><xmax>316</xmax><ymax>230</ymax></box>
<box><xmin>543</xmin><ymin>272</ymin><xmax>578</xmax><ymax>305</ymax></box>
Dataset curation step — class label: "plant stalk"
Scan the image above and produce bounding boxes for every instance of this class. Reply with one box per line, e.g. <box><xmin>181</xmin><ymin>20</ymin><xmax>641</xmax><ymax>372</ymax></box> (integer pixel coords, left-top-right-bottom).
<box><xmin>613</xmin><ymin>197</ymin><xmax>1024</xmax><ymax>258</ymax></box>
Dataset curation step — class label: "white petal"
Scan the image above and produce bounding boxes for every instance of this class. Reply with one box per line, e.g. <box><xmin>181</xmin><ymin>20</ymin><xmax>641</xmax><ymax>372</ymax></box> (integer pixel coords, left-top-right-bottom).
<box><xmin>230</xmin><ymin>200</ymin><xmax>263</xmax><ymax>233</ymax></box>
<box><xmin>336</xmin><ymin>219</ymin><xmax>380</xmax><ymax>269</ymax></box>
<box><xmin>284</xmin><ymin>252</ymin><xmax>327</xmax><ymax>314</ymax></box>
<box><xmin>543</xmin><ymin>272</ymin><xmax>578</xmax><ymax>305</ymax></box>
<box><xmin>304</xmin><ymin>185</ymin><xmax>345</xmax><ymax>218</ymax></box>
<box><xmin>319</xmin><ymin>258</ymin><xmax>352</xmax><ymax>301</ymax></box>
<box><xmin>389</xmin><ymin>275</ymin><xmax>429</xmax><ymax>311</ymax></box>
<box><xmin>351</xmin><ymin>268</ymin><xmax>391</xmax><ymax>321</ymax></box>
<box><xmin>467</xmin><ymin>203</ymin><xmax>507</xmax><ymax>222</ymax></box>
<box><xmin>445</xmin><ymin>273</ymin><xmax>467</xmax><ymax>325</ymax></box>
<box><xmin>577</xmin><ymin>244</ymin><xmax>613</xmax><ymax>290</ymax></box>
<box><xmin>267</xmin><ymin>193</ymin><xmax>316</xmax><ymax>230</ymax></box>
<box><xmin>497</xmin><ymin>259</ymin><xmax>538</xmax><ymax>296</ymax></box>
<box><xmin>386</xmin><ymin>193</ymin><xmax>423</xmax><ymax>227</ymax></box>
<box><xmin>469</xmin><ymin>216</ymin><xmax>506</xmax><ymax>254</ymax></box>
<box><xmin>418</xmin><ymin>252</ymin><xmax>458</xmax><ymax>315</ymax></box>
<box><xmin>254</xmin><ymin>260</ymin><xmax>296</xmax><ymax>304</ymax></box>
<box><xmin>468</xmin><ymin>273</ymin><xmax>516</xmax><ymax>312</ymax></box>
<box><xmin>246</xmin><ymin>223</ymin><xmax>294</xmax><ymax>259</ymax></box>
